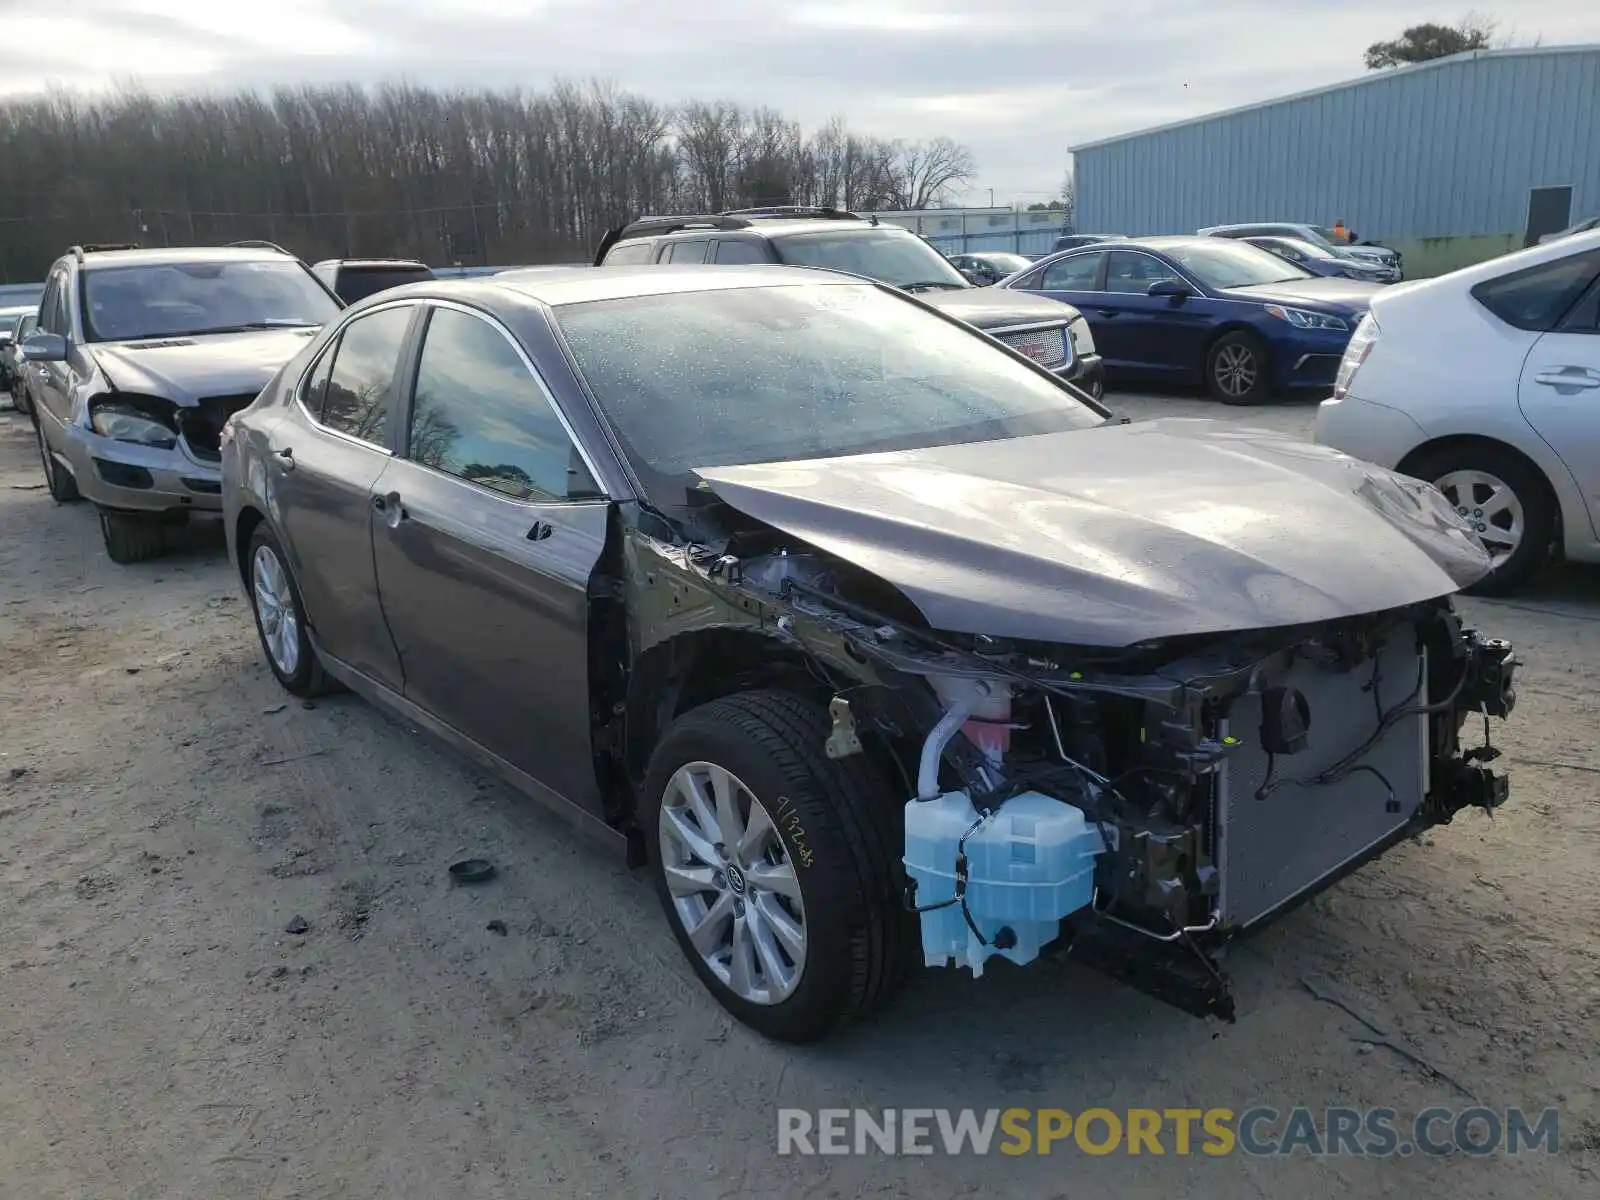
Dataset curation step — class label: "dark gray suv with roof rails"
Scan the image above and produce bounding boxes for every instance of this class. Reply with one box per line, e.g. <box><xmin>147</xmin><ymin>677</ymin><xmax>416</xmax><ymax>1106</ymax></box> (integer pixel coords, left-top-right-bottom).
<box><xmin>594</xmin><ymin>207</ymin><xmax>1105</xmax><ymax>398</ymax></box>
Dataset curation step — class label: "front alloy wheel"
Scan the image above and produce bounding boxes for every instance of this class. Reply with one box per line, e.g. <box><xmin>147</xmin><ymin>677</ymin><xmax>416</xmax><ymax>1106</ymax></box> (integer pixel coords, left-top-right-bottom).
<box><xmin>642</xmin><ymin>689</ymin><xmax>911</xmax><ymax>1042</ymax></box>
<box><xmin>659</xmin><ymin>761</ymin><xmax>807</xmax><ymax>1005</ymax></box>
<box><xmin>1206</xmin><ymin>331</ymin><xmax>1270</xmax><ymax>405</ymax></box>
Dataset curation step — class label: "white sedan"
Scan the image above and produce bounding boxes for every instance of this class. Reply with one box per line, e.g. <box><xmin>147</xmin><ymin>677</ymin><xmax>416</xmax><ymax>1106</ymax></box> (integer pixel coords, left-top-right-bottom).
<box><xmin>1315</xmin><ymin>229</ymin><xmax>1600</xmax><ymax>594</ymax></box>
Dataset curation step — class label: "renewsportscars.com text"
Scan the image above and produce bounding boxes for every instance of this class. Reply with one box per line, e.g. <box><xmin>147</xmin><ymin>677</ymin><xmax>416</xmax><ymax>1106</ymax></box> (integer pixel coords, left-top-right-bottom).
<box><xmin>776</xmin><ymin>1106</ymin><xmax>1562</xmax><ymax>1158</ymax></box>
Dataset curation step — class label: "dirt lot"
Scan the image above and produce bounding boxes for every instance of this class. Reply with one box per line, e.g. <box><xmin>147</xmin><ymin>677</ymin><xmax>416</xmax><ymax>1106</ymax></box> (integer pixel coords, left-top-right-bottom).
<box><xmin>2</xmin><ymin>392</ymin><xmax>1598</xmax><ymax>1200</ymax></box>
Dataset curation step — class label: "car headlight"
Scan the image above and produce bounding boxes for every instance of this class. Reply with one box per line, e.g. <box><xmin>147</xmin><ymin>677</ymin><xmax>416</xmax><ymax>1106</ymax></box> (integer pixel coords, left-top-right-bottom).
<box><xmin>88</xmin><ymin>396</ymin><xmax>179</xmax><ymax>449</ymax></box>
<box><xmin>1264</xmin><ymin>305</ymin><xmax>1349</xmax><ymax>331</ymax></box>
<box><xmin>1067</xmin><ymin>314</ymin><xmax>1096</xmax><ymax>356</ymax></box>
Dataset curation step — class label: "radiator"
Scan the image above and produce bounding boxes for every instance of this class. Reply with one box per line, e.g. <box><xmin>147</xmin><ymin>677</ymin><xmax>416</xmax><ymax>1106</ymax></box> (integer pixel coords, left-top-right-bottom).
<box><xmin>1216</xmin><ymin>623</ymin><xmax>1429</xmax><ymax>929</ymax></box>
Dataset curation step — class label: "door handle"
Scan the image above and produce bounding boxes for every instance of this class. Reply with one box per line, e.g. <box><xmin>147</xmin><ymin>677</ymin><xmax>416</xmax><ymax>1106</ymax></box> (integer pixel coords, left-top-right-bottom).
<box><xmin>273</xmin><ymin>446</ymin><xmax>295</xmax><ymax>471</ymax></box>
<box><xmin>374</xmin><ymin>491</ymin><xmax>407</xmax><ymax>527</ymax></box>
<box><xmin>1096</xmin><ymin>308</ymin><xmax>1119</xmax><ymax>317</ymax></box>
<box><xmin>1533</xmin><ymin>367</ymin><xmax>1600</xmax><ymax>390</ymax></box>
<box><xmin>526</xmin><ymin>519</ymin><xmax>553</xmax><ymax>542</ymax></box>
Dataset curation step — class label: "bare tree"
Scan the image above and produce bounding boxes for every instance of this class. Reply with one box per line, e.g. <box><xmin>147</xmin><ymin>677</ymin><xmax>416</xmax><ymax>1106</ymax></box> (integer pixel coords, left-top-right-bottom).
<box><xmin>0</xmin><ymin>81</ymin><xmax>980</xmax><ymax>280</ymax></box>
<box><xmin>887</xmin><ymin>137</ymin><xmax>977</xmax><ymax>209</ymax></box>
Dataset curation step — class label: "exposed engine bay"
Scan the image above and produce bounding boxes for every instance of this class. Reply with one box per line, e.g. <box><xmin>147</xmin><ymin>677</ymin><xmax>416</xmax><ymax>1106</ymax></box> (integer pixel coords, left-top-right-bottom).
<box><xmin>636</xmin><ymin>498</ymin><xmax>1519</xmax><ymax>1022</ymax></box>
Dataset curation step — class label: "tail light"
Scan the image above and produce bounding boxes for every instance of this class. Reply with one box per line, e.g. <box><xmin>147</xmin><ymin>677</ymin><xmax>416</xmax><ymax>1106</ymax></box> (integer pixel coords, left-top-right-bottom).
<box><xmin>1332</xmin><ymin>313</ymin><xmax>1379</xmax><ymax>400</ymax></box>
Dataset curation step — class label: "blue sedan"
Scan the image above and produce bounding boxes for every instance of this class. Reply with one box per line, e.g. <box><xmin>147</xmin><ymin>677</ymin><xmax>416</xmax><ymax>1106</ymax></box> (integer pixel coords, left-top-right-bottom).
<box><xmin>997</xmin><ymin>236</ymin><xmax>1382</xmax><ymax>405</ymax></box>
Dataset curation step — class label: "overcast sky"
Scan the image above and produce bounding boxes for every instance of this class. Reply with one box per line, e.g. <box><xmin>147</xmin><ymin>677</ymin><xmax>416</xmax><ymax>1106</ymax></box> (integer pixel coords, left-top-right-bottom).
<box><xmin>3</xmin><ymin>0</ymin><xmax>1596</xmax><ymax>204</ymax></box>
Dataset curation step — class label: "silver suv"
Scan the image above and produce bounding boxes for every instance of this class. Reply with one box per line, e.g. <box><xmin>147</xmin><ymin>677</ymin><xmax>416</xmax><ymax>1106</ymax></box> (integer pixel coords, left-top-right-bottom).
<box><xmin>24</xmin><ymin>241</ymin><xmax>343</xmax><ymax>562</ymax></box>
<box><xmin>1198</xmin><ymin>222</ymin><xmax>1403</xmax><ymax>279</ymax></box>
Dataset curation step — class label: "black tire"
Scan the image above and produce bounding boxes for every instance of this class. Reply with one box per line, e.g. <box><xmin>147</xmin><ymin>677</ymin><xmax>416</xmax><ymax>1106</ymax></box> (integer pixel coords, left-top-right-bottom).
<box><xmin>642</xmin><ymin>689</ymin><xmax>911</xmax><ymax>1043</ymax></box>
<box><xmin>35</xmin><ymin>418</ymin><xmax>80</xmax><ymax>502</ymax></box>
<box><xmin>98</xmin><ymin>507</ymin><xmax>167</xmax><ymax>564</ymax></box>
<box><xmin>1409</xmin><ymin>444</ymin><xmax>1555</xmax><ymax>596</ymax></box>
<box><xmin>1205</xmin><ymin>330</ymin><xmax>1272</xmax><ymax>405</ymax></box>
<box><xmin>245</xmin><ymin>524</ymin><xmax>333</xmax><ymax>696</ymax></box>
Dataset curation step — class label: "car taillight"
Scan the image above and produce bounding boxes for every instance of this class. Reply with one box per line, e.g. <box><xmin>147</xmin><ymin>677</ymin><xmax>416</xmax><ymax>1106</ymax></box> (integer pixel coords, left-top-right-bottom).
<box><xmin>1332</xmin><ymin>313</ymin><xmax>1379</xmax><ymax>400</ymax></box>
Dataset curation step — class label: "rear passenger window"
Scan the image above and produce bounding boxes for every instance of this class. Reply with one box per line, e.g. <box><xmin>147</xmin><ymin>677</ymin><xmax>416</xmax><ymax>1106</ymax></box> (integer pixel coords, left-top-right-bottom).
<box><xmin>1472</xmin><ymin>251</ymin><xmax>1600</xmax><ymax>331</ymax></box>
<box><xmin>1559</xmin><ymin>279</ymin><xmax>1600</xmax><ymax>334</ymax></box>
<box><xmin>662</xmin><ymin>241</ymin><xmax>709</xmax><ymax>264</ymax></box>
<box><xmin>713</xmin><ymin>240</ymin><xmax>768</xmax><ymax>264</ymax></box>
<box><xmin>408</xmin><ymin>307</ymin><xmax>600</xmax><ymax>501</ymax></box>
<box><xmin>320</xmin><ymin>305</ymin><xmax>412</xmax><ymax>445</ymax></box>
<box><xmin>603</xmin><ymin>242</ymin><xmax>653</xmax><ymax>265</ymax></box>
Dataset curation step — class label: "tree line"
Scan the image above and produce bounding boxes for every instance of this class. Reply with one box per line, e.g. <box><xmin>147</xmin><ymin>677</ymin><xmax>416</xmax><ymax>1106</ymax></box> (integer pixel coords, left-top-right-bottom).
<box><xmin>0</xmin><ymin>81</ymin><xmax>979</xmax><ymax>282</ymax></box>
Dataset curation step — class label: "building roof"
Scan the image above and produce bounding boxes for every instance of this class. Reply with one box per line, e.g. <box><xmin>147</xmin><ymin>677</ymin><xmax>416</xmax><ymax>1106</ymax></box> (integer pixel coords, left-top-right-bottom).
<box><xmin>1069</xmin><ymin>44</ymin><xmax>1600</xmax><ymax>154</ymax></box>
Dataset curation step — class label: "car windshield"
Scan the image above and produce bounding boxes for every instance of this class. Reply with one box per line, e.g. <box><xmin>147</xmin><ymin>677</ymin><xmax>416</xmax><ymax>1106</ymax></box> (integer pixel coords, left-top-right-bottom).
<box><xmin>0</xmin><ymin>312</ymin><xmax>25</xmax><ymax>335</ymax></box>
<box><xmin>1309</xmin><ymin>227</ymin><xmax>1345</xmax><ymax>245</ymax></box>
<box><xmin>1272</xmin><ymin>238</ymin><xmax>1336</xmax><ymax>262</ymax></box>
<box><xmin>979</xmin><ymin>253</ymin><xmax>1033</xmax><ymax>274</ymax></box>
<box><xmin>555</xmin><ymin>282</ymin><xmax>1106</xmax><ymax>506</ymax></box>
<box><xmin>1165</xmin><ymin>240</ymin><xmax>1314</xmax><ymax>288</ymax></box>
<box><xmin>771</xmin><ymin>230</ymin><xmax>970</xmax><ymax>291</ymax></box>
<box><xmin>81</xmin><ymin>259</ymin><xmax>342</xmax><ymax>342</ymax></box>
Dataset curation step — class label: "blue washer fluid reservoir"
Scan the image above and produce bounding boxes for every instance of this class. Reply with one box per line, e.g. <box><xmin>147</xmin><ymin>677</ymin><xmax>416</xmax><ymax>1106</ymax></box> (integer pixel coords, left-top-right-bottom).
<box><xmin>903</xmin><ymin>790</ymin><xmax>1104</xmax><ymax>977</ymax></box>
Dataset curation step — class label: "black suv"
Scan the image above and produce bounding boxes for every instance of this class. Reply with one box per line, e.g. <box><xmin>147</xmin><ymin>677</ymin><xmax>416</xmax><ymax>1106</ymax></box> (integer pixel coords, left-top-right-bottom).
<box><xmin>594</xmin><ymin>207</ymin><xmax>1104</xmax><ymax>397</ymax></box>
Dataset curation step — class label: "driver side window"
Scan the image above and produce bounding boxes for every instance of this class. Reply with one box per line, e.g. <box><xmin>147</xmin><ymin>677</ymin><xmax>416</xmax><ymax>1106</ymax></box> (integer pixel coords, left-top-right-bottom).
<box><xmin>1105</xmin><ymin>252</ymin><xmax>1180</xmax><ymax>294</ymax></box>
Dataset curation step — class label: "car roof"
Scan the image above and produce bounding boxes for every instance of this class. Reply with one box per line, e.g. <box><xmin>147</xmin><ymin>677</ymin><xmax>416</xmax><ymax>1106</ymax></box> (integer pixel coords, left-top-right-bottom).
<box><xmin>74</xmin><ymin>246</ymin><xmax>297</xmax><ymax>270</ymax></box>
<box><xmin>383</xmin><ymin>264</ymin><xmax>877</xmax><ymax>309</ymax></box>
<box><xmin>314</xmin><ymin>258</ymin><xmax>431</xmax><ymax>270</ymax></box>
<box><xmin>622</xmin><ymin>217</ymin><xmax>907</xmax><ymax>242</ymax></box>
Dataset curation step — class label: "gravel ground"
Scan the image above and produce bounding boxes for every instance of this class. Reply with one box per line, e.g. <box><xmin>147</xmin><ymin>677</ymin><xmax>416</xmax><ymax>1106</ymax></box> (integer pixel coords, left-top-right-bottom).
<box><xmin>2</xmin><ymin>390</ymin><xmax>1598</xmax><ymax>1200</ymax></box>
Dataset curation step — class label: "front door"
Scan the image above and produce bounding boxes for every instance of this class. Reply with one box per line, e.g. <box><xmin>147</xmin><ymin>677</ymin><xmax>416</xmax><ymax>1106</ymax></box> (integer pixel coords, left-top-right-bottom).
<box><xmin>1518</xmin><ymin>270</ymin><xmax>1600</xmax><ymax>540</ymax></box>
<box><xmin>269</xmin><ymin>302</ymin><xmax>417</xmax><ymax>690</ymax></box>
<box><xmin>1094</xmin><ymin>250</ymin><xmax>1211</xmax><ymax>380</ymax></box>
<box><xmin>372</xmin><ymin>303</ymin><xmax>612</xmax><ymax>812</ymax></box>
<box><xmin>32</xmin><ymin>268</ymin><xmax>74</xmax><ymax>429</ymax></box>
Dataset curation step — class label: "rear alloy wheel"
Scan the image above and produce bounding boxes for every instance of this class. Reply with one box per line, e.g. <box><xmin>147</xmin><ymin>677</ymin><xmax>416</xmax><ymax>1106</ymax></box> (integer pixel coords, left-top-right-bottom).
<box><xmin>642</xmin><ymin>689</ymin><xmax>910</xmax><ymax>1043</ymax></box>
<box><xmin>248</xmin><ymin>525</ymin><xmax>332</xmax><ymax>696</ymax></box>
<box><xmin>36</xmin><ymin>419</ymin><xmax>80</xmax><ymax>502</ymax></box>
<box><xmin>98</xmin><ymin>507</ymin><xmax>166</xmax><ymax>563</ymax></box>
<box><xmin>1206</xmin><ymin>331</ymin><xmax>1271</xmax><ymax>405</ymax></box>
<box><xmin>1414</xmin><ymin>446</ymin><xmax>1554</xmax><ymax>595</ymax></box>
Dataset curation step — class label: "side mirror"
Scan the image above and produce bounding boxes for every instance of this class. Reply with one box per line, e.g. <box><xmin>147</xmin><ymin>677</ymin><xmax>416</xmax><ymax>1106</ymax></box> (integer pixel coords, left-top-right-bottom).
<box><xmin>1147</xmin><ymin>278</ymin><xmax>1191</xmax><ymax>300</ymax></box>
<box><xmin>20</xmin><ymin>330</ymin><xmax>67</xmax><ymax>363</ymax></box>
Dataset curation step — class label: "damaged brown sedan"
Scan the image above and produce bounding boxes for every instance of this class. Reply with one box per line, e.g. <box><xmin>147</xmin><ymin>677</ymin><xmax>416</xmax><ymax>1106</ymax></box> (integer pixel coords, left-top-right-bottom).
<box><xmin>221</xmin><ymin>264</ymin><xmax>1518</xmax><ymax>1043</ymax></box>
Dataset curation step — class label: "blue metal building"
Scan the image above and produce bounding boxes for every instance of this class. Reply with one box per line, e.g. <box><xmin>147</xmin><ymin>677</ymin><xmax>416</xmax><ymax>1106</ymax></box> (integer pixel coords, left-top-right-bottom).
<box><xmin>1071</xmin><ymin>45</ymin><xmax>1600</xmax><ymax>276</ymax></box>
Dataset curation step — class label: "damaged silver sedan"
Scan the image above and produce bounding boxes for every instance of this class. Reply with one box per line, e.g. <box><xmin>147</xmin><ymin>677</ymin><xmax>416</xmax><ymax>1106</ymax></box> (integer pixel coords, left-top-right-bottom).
<box><xmin>221</xmin><ymin>264</ymin><xmax>1518</xmax><ymax>1043</ymax></box>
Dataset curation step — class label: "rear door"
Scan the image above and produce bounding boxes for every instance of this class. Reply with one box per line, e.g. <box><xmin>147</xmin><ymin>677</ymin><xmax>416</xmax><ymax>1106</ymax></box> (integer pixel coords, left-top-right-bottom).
<box><xmin>268</xmin><ymin>302</ymin><xmax>417</xmax><ymax>689</ymax></box>
<box><xmin>1516</xmin><ymin>259</ymin><xmax>1600</xmax><ymax>538</ymax></box>
<box><xmin>372</xmin><ymin>302</ymin><xmax>613</xmax><ymax>812</ymax></box>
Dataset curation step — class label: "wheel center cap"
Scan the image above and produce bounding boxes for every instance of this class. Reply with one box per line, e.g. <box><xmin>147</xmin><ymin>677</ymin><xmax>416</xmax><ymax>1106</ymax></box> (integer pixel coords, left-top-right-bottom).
<box><xmin>724</xmin><ymin>864</ymin><xmax>747</xmax><ymax>895</ymax></box>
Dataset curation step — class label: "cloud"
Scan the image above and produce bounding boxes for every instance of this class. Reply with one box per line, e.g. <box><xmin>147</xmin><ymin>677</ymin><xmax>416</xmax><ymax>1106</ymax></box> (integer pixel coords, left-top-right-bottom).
<box><xmin>3</xmin><ymin>0</ymin><xmax>1597</xmax><ymax>202</ymax></box>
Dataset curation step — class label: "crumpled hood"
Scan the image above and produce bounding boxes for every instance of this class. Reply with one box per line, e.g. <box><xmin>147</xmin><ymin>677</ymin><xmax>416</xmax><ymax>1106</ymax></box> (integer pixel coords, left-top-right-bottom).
<box><xmin>91</xmin><ymin>328</ymin><xmax>320</xmax><ymax>404</ymax></box>
<box><xmin>920</xmin><ymin>288</ymin><xmax>1084</xmax><ymax>329</ymax></box>
<box><xmin>695</xmin><ymin>419</ymin><xmax>1492</xmax><ymax>646</ymax></box>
